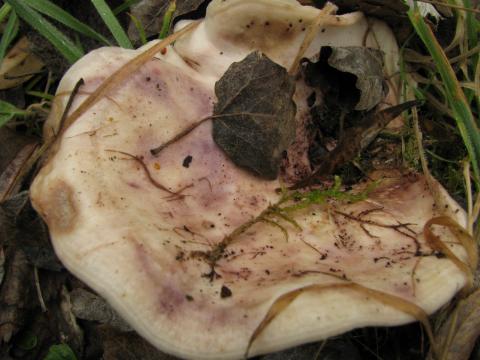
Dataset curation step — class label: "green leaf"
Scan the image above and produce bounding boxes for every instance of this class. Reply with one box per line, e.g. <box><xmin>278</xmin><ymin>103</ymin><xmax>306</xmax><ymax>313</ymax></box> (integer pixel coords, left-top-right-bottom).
<box><xmin>0</xmin><ymin>9</ymin><xmax>19</xmax><ymax>68</ymax></box>
<box><xmin>43</xmin><ymin>344</ymin><xmax>77</xmax><ymax>360</ymax></box>
<box><xmin>90</xmin><ymin>0</ymin><xmax>133</xmax><ymax>48</ymax></box>
<box><xmin>5</xmin><ymin>0</ymin><xmax>84</xmax><ymax>63</ymax></box>
<box><xmin>27</xmin><ymin>0</ymin><xmax>111</xmax><ymax>46</ymax></box>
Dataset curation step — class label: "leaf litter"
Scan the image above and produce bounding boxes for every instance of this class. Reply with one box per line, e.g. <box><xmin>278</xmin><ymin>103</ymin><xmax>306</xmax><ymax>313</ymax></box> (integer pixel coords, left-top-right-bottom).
<box><xmin>1</xmin><ymin>0</ymin><xmax>479</xmax><ymax>359</ymax></box>
<box><xmin>212</xmin><ymin>52</ymin><xmax>296</xmax><ymax>179</ymax></box>
<box><xmin>431</xmin><ymin>288</ymin><xmax>480</xmax><ymax>360</ymax></box>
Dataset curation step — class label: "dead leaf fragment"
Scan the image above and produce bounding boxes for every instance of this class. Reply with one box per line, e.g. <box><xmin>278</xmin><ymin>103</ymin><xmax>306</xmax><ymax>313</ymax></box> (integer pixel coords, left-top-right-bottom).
<box><xmin>313</xmin><ymin>0</ymin><xmax>412</xmax><ymax>42</ymax></box>
<box><xmin>307</xmin><ymin>46</ymin><xmax>386</xmax><ymax>111</ymax></box>
<box><xmin>0</xmin><ymin>37</ymin><xmax>44</xmax><ymax>90</ymax></box>
<box><xmin>212</xmin><ymin>52</ymin><xmax>296</xmax><ymax>179</ymax></box>
<box><xmin>70</xmin><ymin>288</ymin><xmax>131</xmax><ymax>332</ymax></box>
<box><xmin>97</xmin><ymin>325</ymin><xmax>177</xmax><ymax>360</ymax></box>
<box><xmin>431</xmin><ymin>288</ymin><xmax>480</xmax><ymax>360</ymax></box>
<box><xmin>128</xmin><ymin>0</ymin><xmax>206</xmax><ymax>42</ymax></box>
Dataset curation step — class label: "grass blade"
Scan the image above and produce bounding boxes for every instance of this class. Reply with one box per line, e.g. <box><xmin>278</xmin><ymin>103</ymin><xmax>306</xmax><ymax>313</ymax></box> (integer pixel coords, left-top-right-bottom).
<box><xmin>408</xmin><ymin>6</ymin><xmax>480</xmax><ymax>185</ymax></box>
<box><xmin>0</xmin><ymin>10</ymin><xmax>19</xmax><ymax>67</ymax></box>
<box><xmin>6</xmin><ymin>0</ymin><xmax>83</xmax><ymax>64</ymax></box>
<box><xmin>0</xmin><ymin>3</ymin><xmax>12</xmax><ymax>23</ymax></box>
<box><xmin>159</xmin><ymin>0</ymin><xmax>176</xmax><ymax>39</ymax></box>
<box><xmin>90</xmin><ymin>0</ymin><xmax>133</xmax><ymax>48</ymax></box>
<box><xmin>113</xmin><ymin>0</ymin><xmax>142</xmax><ymax>15</ymax></box>
<box><xmin>27</xmin><ymin>0</ymin><xmax>111</xmax><ymax>46</ymax></box>
<box><xmin>127</xmin><ymin>13</ymin><xmax>147</xmax><ymax>45</ymax></box>
<box><xmin>0</xmin><ymin>99</ymin><xmax>28</xmax><ymax>128</ymax></box>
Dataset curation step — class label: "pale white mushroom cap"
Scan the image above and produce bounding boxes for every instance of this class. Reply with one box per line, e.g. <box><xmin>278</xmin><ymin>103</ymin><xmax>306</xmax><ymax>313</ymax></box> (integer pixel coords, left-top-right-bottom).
<box><xmin>31</xmin><ymin>1</ymin><xmax>468</xmax><ymax>359</ymax></box>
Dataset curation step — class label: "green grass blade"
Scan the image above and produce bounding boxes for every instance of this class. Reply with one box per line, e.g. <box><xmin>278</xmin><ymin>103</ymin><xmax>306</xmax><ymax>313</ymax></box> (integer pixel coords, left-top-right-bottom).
<box><xmin>113</xmin><ymin>0</ymin><xmax>142</xmax><ymax>15</ymax></box>
<box><xmin>6</xmin><ymin>0</ymin><xmax>83</xmax><ymax>63</ymax></box>
<box><xmin>463</xmin><ymin>0</ymin><xmax>479</xmax><ymax>55</ymax></box>
<box><xmin>90</xmin><ymin>0</ymin><xmax>133</xmax><ymax>48</ymax></box>
<box><xmin>0</xmin><ymin>99</ymin><xmax>28</xmax><ymax>128</ymax></box>
<box><xmin>128</xmin><ymin>13</ymin><xmax>147</xmax><ymax>45</ymax></box>
<box><xmin>26</xmin><ymin>90</ymin><xmax>55</xmax><ymax>100</ymax></box>
<box><xmin>409</xmin><ymin>6</ymin><xmax>480</xmax><ymax>185</ymax></box>
<box><xmin>27</xmin><ymin>0</ymin><xmax>111</xmax><ymax>46</ymax></box>
<box><xmin>159</xmin><ymin>1</ymin><xmax>176</xmax><ymax>39</ymax></box>
<box><xmin>0</xmin><ymin>3</ymin><xmax>12</xmax><ymax>23</ymax></box>
<box><xmin>0</xmin><ymin>10</ymin><xmax>19</xmax><ymax>67</ymax></box>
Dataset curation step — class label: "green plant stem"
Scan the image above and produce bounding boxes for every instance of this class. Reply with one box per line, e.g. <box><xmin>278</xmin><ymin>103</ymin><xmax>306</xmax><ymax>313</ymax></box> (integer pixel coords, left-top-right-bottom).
<box><xmin>0</xmin><ymin>3</ymin><xmax>12</xmax><ymax>23</ymax></box>
<box><xmin>128</xmin><ymin>13</ymin><xmax>147</xmax><ymax>44</ymax></box>
<box><xmin>159</xmin><ymin>0</ymin><xmax>176</xmax><ymax>39</ymax></box>
<box><xmin>409</xmin><ymin>5</ymin><xmax>480</xmax><ymax>186</ymax></box>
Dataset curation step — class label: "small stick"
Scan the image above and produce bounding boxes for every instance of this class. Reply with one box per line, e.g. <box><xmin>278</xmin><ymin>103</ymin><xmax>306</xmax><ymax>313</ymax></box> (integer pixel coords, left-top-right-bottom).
<box><xmin>288</xmin><ymin>2</ymin><xmax>337</xmax><ymax>75</ymax></box>
<box><xmin>291</xmin><ymin>101</ymin><xmax>420</xmax><ymax>189</ymax></box>
<box><xmin>57</xmin><ymin>78</ymin><xmax>84</xmax><ymax>134</ymax></box>
<box><xmin>34</xmin><ymin>267</ymin><xmax>47</xmax><ymax>313</ymax></box>
<box><xmin>150</xmin><ymin>112</ymin><xmax>274</xmax><ymax>156</ymax></box>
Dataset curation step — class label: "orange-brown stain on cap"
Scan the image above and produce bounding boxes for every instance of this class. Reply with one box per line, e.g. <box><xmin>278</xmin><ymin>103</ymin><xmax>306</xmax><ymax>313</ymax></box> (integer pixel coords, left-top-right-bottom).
<box><xmin>38</xmin><ymin>180</ymin><xmax>78</xmax><ymax>235</ymax></box>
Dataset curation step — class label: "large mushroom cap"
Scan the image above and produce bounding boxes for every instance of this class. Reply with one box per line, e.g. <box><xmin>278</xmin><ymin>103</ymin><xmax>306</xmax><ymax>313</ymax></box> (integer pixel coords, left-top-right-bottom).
<box><xmin>31</xmin><ymin>1</ymin><xmax>470</xmax><ymax>359</ymax></box>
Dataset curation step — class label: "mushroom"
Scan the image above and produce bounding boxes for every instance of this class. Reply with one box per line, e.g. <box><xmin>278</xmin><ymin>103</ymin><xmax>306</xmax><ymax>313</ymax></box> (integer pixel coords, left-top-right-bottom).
<box><xmin>30</xmin><ymin>1</ymin><xmax>472</xmax><ymax>359</ymax></box>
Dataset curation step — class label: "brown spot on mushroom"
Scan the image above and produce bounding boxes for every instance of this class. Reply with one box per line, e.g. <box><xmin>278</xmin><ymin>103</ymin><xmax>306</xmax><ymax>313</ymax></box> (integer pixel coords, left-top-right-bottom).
<box><xmin>40</xmin><ymin>180</ymin><xmax>77</xmax><ymax>235</ymax></box>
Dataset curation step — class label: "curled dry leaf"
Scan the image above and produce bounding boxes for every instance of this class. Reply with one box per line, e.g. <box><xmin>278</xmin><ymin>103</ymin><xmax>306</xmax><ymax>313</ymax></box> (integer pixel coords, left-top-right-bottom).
<box><xmin>98</xmin><ymin>325</ymin><xmax>176</xmax><ymax>360</ymax></box>
<box><xmin>212</xmin><ymin>52</ymin><xmax>296</xmax><ymax>179</ymax></box>
<box><xmin>314</xmin><ymin>0</ymin><xmax>412</xmax><ymax>42</ymax></box>
<box><xmin>70</xmin><ymin>288</ymin><xmax>131</xmax><ymax>332</ymax></box>
<box><xmin>423</xmin><ymin>216</ymin><xmax>478</xmax><ymax>294</ymax></box>
<box><xmin>0</xmin><ymin>37</ymin><xmax>44</xmax><ymax>91</ymax></box>
<box><xmin>306</xmin><ymin>46</ymin><xmax>387</xmax><ymax>111</ymax></box>
<box><xmin>431</xmin><ymin>288</ymin><xmax>480</xmax><ymax>360</ymax></box>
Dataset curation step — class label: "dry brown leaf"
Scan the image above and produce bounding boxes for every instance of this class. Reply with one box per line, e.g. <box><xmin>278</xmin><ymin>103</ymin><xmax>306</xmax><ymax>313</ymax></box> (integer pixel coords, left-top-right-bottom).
<box><xmin>423</xmin><ymin>216</ymin><xmax>477</xmax><ymax>294</ymax></box>
<box><xmin>0</xmin><ymin>37</ymin><xmax>44</xmax><ymax>90</ymax></box>
<box><xmin>0</xmin><ymin>127</ymin><xmax>38</xmax><ymax>202</ymax></box>
<box><xmin>0</xmin><ymin>142</ymin><xmax>38</xmax><ymax>202</ymax></box>
<box><xmin>431</xmin><ymin>288</ymin><xmax>480</xmax><ymax>360</ymax></box>
<box><xmin>97</xmin><ymin>325</ymin><xmax>177</xmax><ymax>360</ymax></box>
<box><xmin>212</xmin><ymin>52</ymin><xmax>296</xmax><ymax>179</ymax></box>
<box><xmin>70</xmin><ymin>288</ymin><xmax>131</xmax><ymax>332</ymax></box>
<box><xmin>0</xmin><ymin>249</ymin><xmax>32</xmax><ymax>343</ymax></box>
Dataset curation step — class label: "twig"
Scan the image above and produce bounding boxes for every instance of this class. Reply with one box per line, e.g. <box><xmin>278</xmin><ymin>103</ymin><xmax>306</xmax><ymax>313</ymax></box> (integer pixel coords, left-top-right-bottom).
<box><xmin>288</xmin><ymin>2</ymin><xmax>337</xmax><ymax>74</ymax></box>
<box><xmin>291</xmin><ymin>101</ymin><xmax>420</xmax><ymax>189</ymax></box>
<box><xmin>149</xmin><ymin>113</ymin><xmax>274</xmax><ymax>156</ymax></box>
<box><xmin>34</xmin><ymin>267</ymin><xmax>47</xmax><ymax>313</ymax></box>
<box><xmin>57</xmin><ymin>78</ymin><xmax>84</xmax><ymax>134</ymax></box>
<box><xmin>105</xmin><ymin>149</ymin><xmax>190</xmax><ymax>198</ymax></box>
